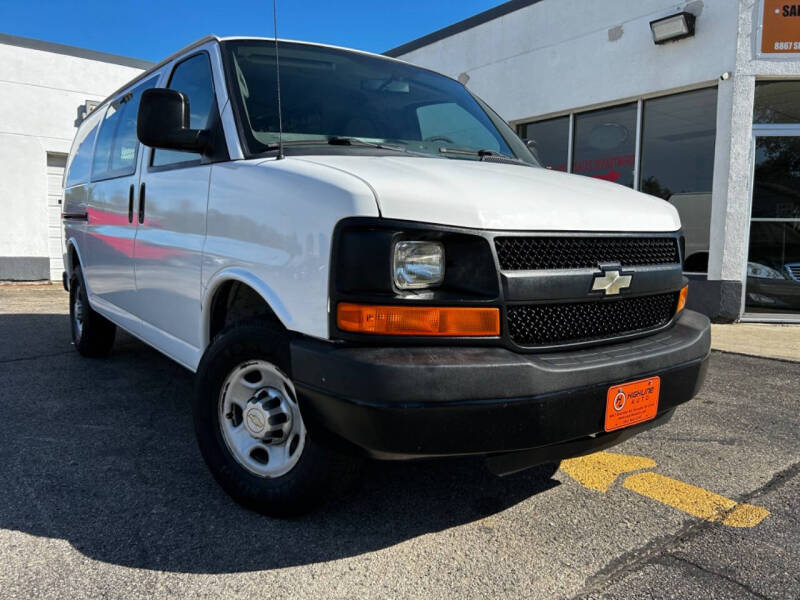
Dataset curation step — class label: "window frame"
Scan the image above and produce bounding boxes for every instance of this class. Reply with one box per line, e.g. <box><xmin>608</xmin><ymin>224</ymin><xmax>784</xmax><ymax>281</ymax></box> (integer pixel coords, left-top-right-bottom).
<box><xmin>147</xmin><ymin>50</ymin><xmax>222</xmax><ymax>173</ymax></box>
<box><xmin>741</xmin><ymin>126</ymin><xmax>800</xmax><ymax>322</ymax></box>
<box><xmin>515</xmin><ymin>83</ymin><xmax>719</xmax><ymax>191</ymax></box>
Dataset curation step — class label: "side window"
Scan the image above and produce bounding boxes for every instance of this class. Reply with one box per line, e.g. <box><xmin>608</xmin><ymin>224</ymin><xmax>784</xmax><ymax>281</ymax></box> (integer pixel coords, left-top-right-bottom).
<box><xmin>416</xmin><ymin>102</ymin><xmax>501</xmax><ymax>152</ymax></box>
<box><xmin>65</xmin><ymin>109</ymin><xmax>103</xmax><ymax>187</ymax></box>
<box><xmin>152</xmin><ymin>53</ymin><xmax>216</xmax><ymax>167</ymax></box>
<box><xmin>92</xmin><ymin>76</ymin><xmax>159</xmax><ymax>181</ymax></box>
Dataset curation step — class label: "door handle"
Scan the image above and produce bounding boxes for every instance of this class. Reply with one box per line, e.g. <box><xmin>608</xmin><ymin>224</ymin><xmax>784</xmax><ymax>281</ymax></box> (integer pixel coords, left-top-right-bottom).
<box><xmin>128</xmin><ymin>184</ymin><xmax>134</xmax><ymax>223</ymax></box>
<box><xmin>138</xmin><ymin>182</ymin><xmax>146</xmax><ymax>224</ymax></box>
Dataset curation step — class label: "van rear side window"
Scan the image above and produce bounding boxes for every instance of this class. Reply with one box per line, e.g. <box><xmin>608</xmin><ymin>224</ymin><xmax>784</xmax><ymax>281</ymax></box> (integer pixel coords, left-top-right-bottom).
<box><xmin>92</xmin><ymin>76</ymin><xmax>159</xmax><ymax>181</ymax></box>
<box><xmin>65</xmin><ymin>108</ymin><xmax>103</xmax><ymax>188</ymax></box>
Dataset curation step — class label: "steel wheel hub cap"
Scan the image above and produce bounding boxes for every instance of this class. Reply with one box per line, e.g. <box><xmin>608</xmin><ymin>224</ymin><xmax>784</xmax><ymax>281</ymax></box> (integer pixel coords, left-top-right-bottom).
<box><xmin>242</xmin><ymin>387</ymin><xmax>293</xmax><ymax>442</ymax></box>
<box><xmin>73</xmin><ymin>288</ymin><xmax>85</xmax><ymax>338</ymax></box>
<box><xmin>219</xmin><ymin>360</ymin><xmax>306</xmax><ymax>478</ymax></box>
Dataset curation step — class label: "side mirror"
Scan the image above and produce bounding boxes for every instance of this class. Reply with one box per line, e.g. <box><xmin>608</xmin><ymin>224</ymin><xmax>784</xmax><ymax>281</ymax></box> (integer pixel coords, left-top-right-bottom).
<box><xmin>523</xmin><ymin>138</ymin><xmax>541</xmax><ymax>162</ymax></box>
<box><xmin>137</xmin><ymin>88</ymin><xmax>210</xmax><ymax>153</ymax></box>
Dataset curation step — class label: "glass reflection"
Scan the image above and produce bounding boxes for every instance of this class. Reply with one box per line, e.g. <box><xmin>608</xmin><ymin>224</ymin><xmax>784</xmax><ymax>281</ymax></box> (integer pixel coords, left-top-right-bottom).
<box><xmin>746</xmin><ymin>136</ymin><xmax>800</xmax><ymax>314</ymax></box>
<box><xmin>640</xmin><ymin>87</ymin><xmax>717</xmax><ymax>273</ymax></box>
<box><xmin>753</xmin><ymin>81</ymin><xmax>800</xmax><ymax>124</ymax></box>
<box><xmin>572</xmin><ymin>103</ymin><xmax>637</xmax><ymax>187</ymax></box>
<box><xmin>521</xmin><ymin>116</ymin><xmax>569</xmax><ymax>171</ymax></box>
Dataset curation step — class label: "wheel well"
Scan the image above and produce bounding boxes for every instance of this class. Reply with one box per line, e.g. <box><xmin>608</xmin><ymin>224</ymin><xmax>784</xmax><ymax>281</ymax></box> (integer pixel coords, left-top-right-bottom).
<box><xmin>67</xmin><ymin>244</ymin><xmax>80</xmax><ymax>273</ymax></box>
<box><xmin>208</xmin><ymin>281</ymin><xmax>284</xmax><ymax>342</ymax></box>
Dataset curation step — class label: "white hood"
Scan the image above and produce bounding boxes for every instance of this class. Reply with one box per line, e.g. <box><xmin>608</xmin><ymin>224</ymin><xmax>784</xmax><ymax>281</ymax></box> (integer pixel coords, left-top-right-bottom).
<box><xmin>295</xmin><ymin>155</ymin><xmax>680</xmax><ymax>232</ymax></box>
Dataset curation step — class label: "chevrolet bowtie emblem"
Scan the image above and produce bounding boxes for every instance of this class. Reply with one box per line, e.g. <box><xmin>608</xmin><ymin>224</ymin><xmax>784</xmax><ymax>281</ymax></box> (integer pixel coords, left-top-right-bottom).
<box><xmin>592</xmin><ymin>270</ymin><xmax>632</xmax><ymax>295</ymax></box>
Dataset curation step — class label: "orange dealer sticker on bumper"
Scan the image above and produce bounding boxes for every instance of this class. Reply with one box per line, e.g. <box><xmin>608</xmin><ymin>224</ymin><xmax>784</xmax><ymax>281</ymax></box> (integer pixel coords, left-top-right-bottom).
<box><xmin>604</xmin><ymin>376</ymin><xmax>660</xmax><ymax>432</ymax></box>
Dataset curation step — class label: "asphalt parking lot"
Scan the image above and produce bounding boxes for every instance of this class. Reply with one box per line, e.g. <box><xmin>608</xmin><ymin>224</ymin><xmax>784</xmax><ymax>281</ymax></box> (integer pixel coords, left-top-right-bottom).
<box><xmin>1</xmin><ymin>285</ymin><xmax>798</xmax><ymax>599</ymax></box>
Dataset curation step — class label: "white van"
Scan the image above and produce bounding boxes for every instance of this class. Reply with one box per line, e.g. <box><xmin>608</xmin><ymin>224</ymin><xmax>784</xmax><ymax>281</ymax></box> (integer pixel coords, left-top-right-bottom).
<box><xmin>62</xmin><ymin>36</ymin><xmax>710</xmax><ymax>516</ymax></box>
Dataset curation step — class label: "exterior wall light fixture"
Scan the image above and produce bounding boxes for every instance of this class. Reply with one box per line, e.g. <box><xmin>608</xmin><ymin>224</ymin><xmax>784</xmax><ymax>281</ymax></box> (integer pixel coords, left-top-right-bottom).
<box><xmin>650</xmin><ymin>12</ymin><xmax>696</xmax><ymax>44</ymax></box>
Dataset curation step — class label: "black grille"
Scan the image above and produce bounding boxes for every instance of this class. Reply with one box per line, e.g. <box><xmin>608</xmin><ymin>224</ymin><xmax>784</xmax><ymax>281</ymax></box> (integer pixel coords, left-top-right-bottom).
<box><xmin>495</xmin><ymin>236</ymin><xmax>679</xmax><ymax>270</ymax></box>
<box><xmin>507</xmin><ymin>292</ymin><xmax>679</xmax><ymax>347</ymax></box>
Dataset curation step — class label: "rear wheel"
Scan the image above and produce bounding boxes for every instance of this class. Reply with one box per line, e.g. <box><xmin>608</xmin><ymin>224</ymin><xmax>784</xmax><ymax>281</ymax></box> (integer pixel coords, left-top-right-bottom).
<box><xmin>193</xmin><ymin>320</ymin><xmax>360</xmax><ymax>517</ymax></box>
<box><xmin>69</xmin><ymin>264</ymin><xmax>116</xmax><ymax>357</ymax></box>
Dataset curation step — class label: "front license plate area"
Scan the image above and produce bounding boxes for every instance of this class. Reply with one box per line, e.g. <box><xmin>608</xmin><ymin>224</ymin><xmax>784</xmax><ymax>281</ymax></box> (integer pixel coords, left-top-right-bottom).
<box><xmin>604</xmin><ymin>376</ymin><xmax>660</xmax><ymax>432</ymax></box>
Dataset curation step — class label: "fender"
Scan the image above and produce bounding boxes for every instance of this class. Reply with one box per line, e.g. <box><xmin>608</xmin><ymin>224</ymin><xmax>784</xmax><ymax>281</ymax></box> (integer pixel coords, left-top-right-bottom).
<box><xmin>64</xmin><ymin>238</ymin><xmax>91</xmax><ymax>295</ymax></box>
<box><xmin>202</xmin><ymin>266</ymin><xmax>295</xmax><ymax>348</ymax></box>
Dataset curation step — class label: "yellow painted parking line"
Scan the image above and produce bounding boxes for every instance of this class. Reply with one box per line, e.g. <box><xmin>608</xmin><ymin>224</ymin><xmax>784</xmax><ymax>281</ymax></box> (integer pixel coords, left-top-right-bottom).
<box><xmin>722</xmin><ymin>503</ymin><xmax>772</xmax><ymax>528</ymax></box>
<box><xmin>560</xmin><ymin>451</ymin><xmax>656</xmax><ymax>492</ymax></box>
<box><xmin>559</xmin><ymin>451</ymin><xmax>770</xmax><ymax>528</ymax></box>
<box><xmin>623</xmin><ymin>472</ymin><xmax>770</xmax><ymax>528</ymax></box>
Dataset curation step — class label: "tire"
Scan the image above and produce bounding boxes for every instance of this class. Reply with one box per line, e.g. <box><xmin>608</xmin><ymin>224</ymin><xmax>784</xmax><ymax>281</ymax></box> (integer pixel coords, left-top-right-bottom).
<box><xmin>193</xmin><ymin>319</ymin><xmax>360</xmax><ymax>517</ymax></box>
<box><xmin>69</xmin><ymin>264</ymin><xmax>116</xmax><ymax>357</ymax></box>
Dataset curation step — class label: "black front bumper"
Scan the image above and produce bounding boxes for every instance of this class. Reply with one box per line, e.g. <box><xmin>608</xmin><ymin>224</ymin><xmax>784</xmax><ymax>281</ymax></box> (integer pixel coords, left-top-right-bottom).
<box><xmin>291</xmin><ymin>310</ymin><xmax>710</xmax><ymax>462</ymax></box>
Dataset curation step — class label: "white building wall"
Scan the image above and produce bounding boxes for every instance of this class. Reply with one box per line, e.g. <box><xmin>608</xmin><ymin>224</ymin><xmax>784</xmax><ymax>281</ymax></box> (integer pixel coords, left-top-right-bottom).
<box><xmin>397</xmin><ymin>0</ymin><xmax>738</xmax><ymax>123</ymax></box>
<box><xmin>0</xmin><ymin>40</ymin><xmax>146</xmax><ymax>280</ymax></box>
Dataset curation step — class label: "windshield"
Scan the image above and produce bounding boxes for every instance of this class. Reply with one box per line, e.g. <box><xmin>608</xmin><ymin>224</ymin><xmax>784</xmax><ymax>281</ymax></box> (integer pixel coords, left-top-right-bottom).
<box><xmin>221</xmin><ymin>40</ymin><xmax>536</xmax><ymax>164</ymax></box>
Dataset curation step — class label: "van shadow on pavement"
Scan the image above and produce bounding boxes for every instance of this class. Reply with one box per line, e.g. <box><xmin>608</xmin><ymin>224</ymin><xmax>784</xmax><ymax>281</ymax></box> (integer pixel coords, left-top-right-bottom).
<box><xmin>0</xmin><ymin>313</ymin><xmax>559</xmax><ymax>574</ymax></box>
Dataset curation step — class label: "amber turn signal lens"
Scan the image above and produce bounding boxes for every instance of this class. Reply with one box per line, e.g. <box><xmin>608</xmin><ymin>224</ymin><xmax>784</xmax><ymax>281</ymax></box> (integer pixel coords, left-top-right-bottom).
<box><xmin>337</xmin><ymin>303</ymin><xmax>500</xmax><ymax>337</ymax></box>
<box><xmin>677</xmin><ymin>285</ymin><xmax>689</xmax><ymax>313</ymax></box>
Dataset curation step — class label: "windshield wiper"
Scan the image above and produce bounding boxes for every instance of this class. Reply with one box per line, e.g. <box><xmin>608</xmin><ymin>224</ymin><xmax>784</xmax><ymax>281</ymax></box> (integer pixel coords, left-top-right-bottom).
<box><xmin>438</xmin><ymin>147</ymin><xmax>529</xmax><ymax>166</ymax></box>
<box><xmin>329</xmin><ymin>137</ymin><xmax>414</xmax><ymax>152</ymax></box>
<box><xmin>262</xmin><ymin>137</ymin><xmax>408</xmax><ymax>153</ymax></box>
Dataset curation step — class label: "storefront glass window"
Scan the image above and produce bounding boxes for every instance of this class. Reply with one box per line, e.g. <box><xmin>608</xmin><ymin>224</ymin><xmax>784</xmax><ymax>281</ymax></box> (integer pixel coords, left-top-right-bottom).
<box><xmin>520</xmin><ymin>116</ymin><xmax>569</xmax><ymax>171</ymax></box>
<box><xmin>746</xmin><ymin>136</ymin><xmax>800</xmax><ymax>315</ymax></box>
<box><xmin>572</xmin><ymin>103</ymin><xmax>636</xmax><ymax>187</ymax></box>
<box><xmin>754</xmin><ymin>81</ymin><xmax>800</xmax><ymax>124</ymax></box>
<box><xmin>640</xmin><ymin>87</ymin><xmax>718</xmax><ymax>273</ymax></box>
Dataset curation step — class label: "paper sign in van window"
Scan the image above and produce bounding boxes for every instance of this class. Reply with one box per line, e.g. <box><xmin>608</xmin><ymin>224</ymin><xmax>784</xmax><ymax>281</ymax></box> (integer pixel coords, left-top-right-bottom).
<box><xmin>761</xmin><ymin>0</ymin><xmax>800</xmax><ymax>54</ymax></box>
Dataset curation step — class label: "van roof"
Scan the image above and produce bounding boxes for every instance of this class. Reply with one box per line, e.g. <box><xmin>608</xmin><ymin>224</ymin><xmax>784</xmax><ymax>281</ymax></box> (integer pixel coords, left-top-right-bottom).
<box><xmin>97</xmin><ymin>35</ymin><xmax>416</xmax><ymax>114</ymax></box>
<box><xmin>218</xmin><ymin>35</ymin><xmax>414</xmax><ymax>66</ymax></box>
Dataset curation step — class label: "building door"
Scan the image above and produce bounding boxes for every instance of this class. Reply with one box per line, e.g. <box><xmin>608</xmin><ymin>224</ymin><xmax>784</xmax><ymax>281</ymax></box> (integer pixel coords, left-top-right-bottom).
<box><xmin>744</xmin><ymin>129</ymin><xmax>800</xmax><ymax>320</ymax></box>
<box><xmin>46</xmin><ymin>153</ymin><xmax>67</xmax><ymax>282</ymax></box>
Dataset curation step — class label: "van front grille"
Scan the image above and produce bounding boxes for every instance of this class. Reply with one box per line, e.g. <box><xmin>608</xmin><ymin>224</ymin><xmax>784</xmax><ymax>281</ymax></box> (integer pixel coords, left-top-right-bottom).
<box><xmin>495</xmin><ymin>236</ymin><xmax>680</xmax><ymax>271</ymax></box>
<box><xmin>507</xmin><ymin>292</ymin><xmax>679</xmax><ymax>347</ymax></box>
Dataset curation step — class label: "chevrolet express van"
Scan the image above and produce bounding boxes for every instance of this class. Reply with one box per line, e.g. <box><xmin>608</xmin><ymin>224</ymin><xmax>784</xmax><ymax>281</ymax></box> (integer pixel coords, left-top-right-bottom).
<box><xmin>62</xmin><ymin>36</ymin><xmax>710</xmax><ymax>516</ymax></box>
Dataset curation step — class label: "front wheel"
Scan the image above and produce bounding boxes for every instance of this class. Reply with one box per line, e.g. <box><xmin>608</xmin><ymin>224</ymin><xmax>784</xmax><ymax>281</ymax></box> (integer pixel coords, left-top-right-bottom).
<box><xmin>193</xmin><ymin>321</ymin><xmax>360</xmax><ymax>517</ymax></box>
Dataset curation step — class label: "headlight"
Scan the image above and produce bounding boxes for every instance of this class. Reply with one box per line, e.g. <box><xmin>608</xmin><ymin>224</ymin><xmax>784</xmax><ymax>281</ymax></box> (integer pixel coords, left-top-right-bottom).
<box><xmin>393</xmin><ymin>241</ymin><xmax>445</xmax><ymax>289</ymax></box>
<box><xmin>747</xmin><ymin>262</ymin><xmax>784</xmax><ymax>279</ymax></box>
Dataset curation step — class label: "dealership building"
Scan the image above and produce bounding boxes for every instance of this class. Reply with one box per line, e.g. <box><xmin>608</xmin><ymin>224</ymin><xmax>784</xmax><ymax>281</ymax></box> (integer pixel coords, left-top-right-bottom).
<box><xmin>389</xmin><ymin>0</ymin><xmax>800</xmax><ymax>322</ymax></box>
<box><xmin>0</xmin><ymin>33</ymin><xmax>149</xmax><ymax>282</ymax></box>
